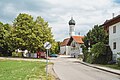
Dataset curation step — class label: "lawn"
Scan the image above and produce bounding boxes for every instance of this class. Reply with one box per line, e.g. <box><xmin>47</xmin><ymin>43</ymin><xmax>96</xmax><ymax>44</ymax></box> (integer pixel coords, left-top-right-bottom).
<box><xmin>0</xmin><ymin>60</ymin><xmax>53</xmax><ymax>80</ymax></box>
<box><xmin>98</xmin><ymin>64</ymin><xmax>120</xmax><ymax>70</ymax></box>
<box><xmin>103</xmin><ymin>64</ymin><xmax>120</xmax><ymax>70</ymax></box>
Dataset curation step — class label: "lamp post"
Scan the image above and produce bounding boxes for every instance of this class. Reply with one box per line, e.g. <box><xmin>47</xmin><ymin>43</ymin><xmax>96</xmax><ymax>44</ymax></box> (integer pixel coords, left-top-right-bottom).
<box><xmin>88</xmin><ymin>40</ymin><xmax>91</xmax><ymax>52</ymax></box>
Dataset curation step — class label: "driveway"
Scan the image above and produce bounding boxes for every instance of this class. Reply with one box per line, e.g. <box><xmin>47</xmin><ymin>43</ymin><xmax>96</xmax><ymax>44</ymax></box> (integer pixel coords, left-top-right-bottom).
<box><xmin>51</xmin><ymin>56</ymin><xmax>120</xmax><ymax>80</ymax></box>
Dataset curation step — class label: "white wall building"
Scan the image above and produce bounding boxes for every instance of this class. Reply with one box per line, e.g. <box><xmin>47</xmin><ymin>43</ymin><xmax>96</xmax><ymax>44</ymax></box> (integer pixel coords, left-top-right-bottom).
<box><xmin>67</xmin><ymin>36</ymin><xmax>84</xmax><ymax>58</ymax></box>
<box><xmin>60</xmin><ymin>38</ymin><xmax>71</xmax><ymax>55</ymax></box>
<box><xmin>103</xmin><ymin>15</ymin><xmax>120</xmax><ymax>61</ymax></box>
<box><xmin>60</xmin><ymin>17</ymin><xmax>84</xmax><ymax>57</ymax></box>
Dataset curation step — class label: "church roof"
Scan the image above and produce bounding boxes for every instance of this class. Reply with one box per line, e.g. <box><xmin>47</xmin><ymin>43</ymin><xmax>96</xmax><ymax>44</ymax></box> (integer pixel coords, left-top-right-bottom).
<box><xmin>69</xmin><ymin>17</ymin><xmax>75</xmax><ymax>25</ymax></box>
<box><xmin>72</xmin><ymin>36</ymin><xmax>84</xmax><ymax>44</ymax></box>
<box><xmin>67</xmin><ymin>36</ymin><xmax>84</xmax><ymax>45</ymax></box>
<box><xmin>60</xmin><ymin>38</ymin><xmax>70</xmax><ymax>46</ymax></box>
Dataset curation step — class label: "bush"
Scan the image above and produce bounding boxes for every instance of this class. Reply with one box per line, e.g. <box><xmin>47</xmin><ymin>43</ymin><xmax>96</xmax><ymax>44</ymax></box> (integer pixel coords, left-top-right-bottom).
<box><xmin>117</xmin><ymin>58</ymin><xmax>120</xmax><ymax>67</ymax></box>
<box><xmin>91</xmin><ymin>42</ymin><xmax>107</xmax><ymax>64</ymax></box>
<box><xmin>117</xmin><ymin>52</ymin><xmax>120</xmax><ymax>66</ymax></box>
<box><xmin>12</xmin><ymin>52</ymin><xmax>23</xmax><ymax>57</ymax></box>
<box><xmin>0</xmin><ymin>53</ymin><xmax>3</xmax><ymax>57</ymax></box>
<box><xmin>82</xmin><ymin>45</ymin><xmax>89</xmax><ymax>62</ymax></box>
<box><xmin>86</xmin><ymin>52</ymin><xmax>93</xmax><ymax>63</ymax></box>
<box><xmin>12</xmin><ymin>52</ymin><xmax>16</xmax><ymax>57</ymax></box>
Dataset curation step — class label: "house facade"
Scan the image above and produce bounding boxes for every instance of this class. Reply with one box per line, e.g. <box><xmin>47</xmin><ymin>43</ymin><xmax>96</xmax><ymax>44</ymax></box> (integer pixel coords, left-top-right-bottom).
<box><xmin>67</xmin><ymin>36</ymin><xmax>84</xmax><ymax>58</ymax></box>
<box><xmin>60</xmin><ymin>38</ymin><xmax>71</xmax><ymax>55</ymax></box>
<box><xmin>103</xmin><ymin>15</ymin><xmax>120</xmax><ymax>61</ymax></box>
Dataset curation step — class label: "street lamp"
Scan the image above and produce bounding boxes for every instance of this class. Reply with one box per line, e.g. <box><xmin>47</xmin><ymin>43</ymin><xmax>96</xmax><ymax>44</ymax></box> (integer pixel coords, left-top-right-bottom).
<box><xmin>88</xmin><ymin>40</ymin><xmax>91</xmax><ymax>52</ymax></box>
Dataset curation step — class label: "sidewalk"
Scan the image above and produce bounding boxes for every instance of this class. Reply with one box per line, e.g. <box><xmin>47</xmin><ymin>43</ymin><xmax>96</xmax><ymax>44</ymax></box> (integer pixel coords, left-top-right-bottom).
<box><xmin>79</xmin><ymin>61</ymin><xmax>120</xmax><ymax>75</ymax></box>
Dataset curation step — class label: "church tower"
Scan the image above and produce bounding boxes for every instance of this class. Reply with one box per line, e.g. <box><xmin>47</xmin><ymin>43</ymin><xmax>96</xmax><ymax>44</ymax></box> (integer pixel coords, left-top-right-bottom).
<box><xmin>68</xmin><ymin>17</ymin><xmax>75</xmax><ymax>37</ymax></box>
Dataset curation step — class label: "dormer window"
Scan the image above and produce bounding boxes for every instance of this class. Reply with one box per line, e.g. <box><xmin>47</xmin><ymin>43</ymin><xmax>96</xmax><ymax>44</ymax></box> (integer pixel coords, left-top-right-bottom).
<box><xmin>113</xmin><ymin>26</ymin><xmax>116</xmax><ymax>33</ymax></box>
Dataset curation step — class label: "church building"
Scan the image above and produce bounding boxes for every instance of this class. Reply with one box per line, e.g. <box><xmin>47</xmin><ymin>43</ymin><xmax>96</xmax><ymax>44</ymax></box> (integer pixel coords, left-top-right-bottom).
<box><xmin>60</xmin><ymin>17</ymin><xmax>84</xmax><ymax>58</ymax></box>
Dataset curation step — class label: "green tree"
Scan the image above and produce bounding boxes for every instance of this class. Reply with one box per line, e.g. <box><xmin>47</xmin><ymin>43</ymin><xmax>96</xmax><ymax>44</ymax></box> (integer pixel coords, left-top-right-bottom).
<box><xmin>34</xmin><ymin>16</ymin><xmax>54</xmax><ymax>51</ymax></box>
<box><xmin>0</xmin><ymin>13</ymin><xmax>57</xmax><ymax>57</ymax></box>
<box><xmin>84</xmin><ymin>25</ymin><xmax>108</xmax><ymax>48</ymax></box>
<box><xmin>0</xmin><ymin>22</ymin><xmax>13</xmax><ymax>56</ymax></box>
<box><xmin>13</xmin><ymin>13</ymin><xmax>34</xmax><ymax>51</ymax></box>
<box><xmin>91</xmin><ymin>42</ymin><xmax>107</xmax><ymax>64</ymax></box>
<box><xmin>13</xmin><ymin>13</ymin><xmax>55</xmax><ymax>53</ymax></box>
<box><xmin>51</xmin><ymin>41</ymin><xmax>60</xmax><ymax>54</ymax></box>
<box><xmin>83</xmin><ymin>25</ymin><xmax>109</xmax><ymax>63</ymax></box>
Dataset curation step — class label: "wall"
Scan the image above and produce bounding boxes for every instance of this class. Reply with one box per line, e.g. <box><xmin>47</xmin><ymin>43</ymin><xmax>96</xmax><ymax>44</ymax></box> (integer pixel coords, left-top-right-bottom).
<box><xmin>60</xmin><ymin>46</ymin><xmax>66</xmax><ymax>54</ymax></box>
<box><xmin>70</xmin><ymin>40</ymin><xmax>83</xmax><ymax>58</ymax></box>
<box><xmin>109</xmin><ymin>22</ymin><xmax>120</xmax><ymax>60</ymax></box>
<box><xmin>60</xmin><ymin>46</ymin><xmax>71</xmax><ymax>55</ymax></box>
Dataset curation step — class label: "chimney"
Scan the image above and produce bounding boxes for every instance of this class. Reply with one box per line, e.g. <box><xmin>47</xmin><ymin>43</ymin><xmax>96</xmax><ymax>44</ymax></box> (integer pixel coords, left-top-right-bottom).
<box><xmin>112</xmin><ymin>13</ymin><xmax>115</xmax><ymax>18</ymax></box>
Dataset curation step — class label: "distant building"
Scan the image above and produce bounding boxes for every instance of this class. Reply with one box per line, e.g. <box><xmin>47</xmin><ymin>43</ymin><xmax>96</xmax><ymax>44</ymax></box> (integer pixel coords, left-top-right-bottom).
<box><xmin>102</xmin><ymin>15</ymin><xmax>120</xmax><ymax>61</ymax></box>
<box><xmin>60</xmin><ymin>17</ymin><xmax>84</xmax><ymax>57</ymax></box>
<box><xmin>60</xmin><ymin>38</ymin><xmax>70</xmax><ymax>55</ymax></box>
<box><xmin>67</xmin><ymin>36</ymin><xmax>84</xmax><ymax>58</ymax></box>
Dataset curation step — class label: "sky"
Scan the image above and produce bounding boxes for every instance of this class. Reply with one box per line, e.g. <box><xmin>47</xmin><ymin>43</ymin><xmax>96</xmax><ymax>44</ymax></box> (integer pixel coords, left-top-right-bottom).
<box><xmin>0</xmin><ymin>0</ymin><xmax>120</xmax><ymax>41</ymax></box>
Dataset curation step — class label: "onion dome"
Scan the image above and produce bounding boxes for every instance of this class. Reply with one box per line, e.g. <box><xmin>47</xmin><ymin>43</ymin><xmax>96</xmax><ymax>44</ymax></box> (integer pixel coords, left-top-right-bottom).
<box><xmin>69</xmin><ymin>17</ymin><xmax>75</xmax><ymax>25</ymax></box>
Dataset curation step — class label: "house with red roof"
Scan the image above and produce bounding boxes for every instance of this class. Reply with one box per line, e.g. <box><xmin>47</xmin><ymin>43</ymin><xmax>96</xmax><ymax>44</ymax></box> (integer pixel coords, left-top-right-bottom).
<box><xmin>67</xmin><ymin>36</ymin><xmax>84</xmax><ymax>58</ymax></box>
<box><xmin>60</xmin><ymin>38</ymin><xmax>70</xmax><ymax>55</ymax></box>
<box><xmin>102</xmin><ymin>14</ymin><xmax>120</xmax><ymax>61</ymax></box>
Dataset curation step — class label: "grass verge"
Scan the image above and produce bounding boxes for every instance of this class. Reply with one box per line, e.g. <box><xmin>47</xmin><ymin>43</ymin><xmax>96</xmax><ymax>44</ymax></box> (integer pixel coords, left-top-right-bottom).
<box><xmin>99</xmin><ymin>64</ymin><xmax>120</xmax><ymax>70</ymax></box>
<box><xmin>0</xmin><ymin>59</ymin><xmax>53</xmax><ymax>80</ymax></box>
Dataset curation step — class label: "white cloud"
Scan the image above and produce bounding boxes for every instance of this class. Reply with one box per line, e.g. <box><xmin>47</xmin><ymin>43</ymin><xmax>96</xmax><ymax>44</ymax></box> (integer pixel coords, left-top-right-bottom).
<box><xmin>0</xmin><ymin>0</ymin><xmax>120</xmax><ymax>41</ymax></box>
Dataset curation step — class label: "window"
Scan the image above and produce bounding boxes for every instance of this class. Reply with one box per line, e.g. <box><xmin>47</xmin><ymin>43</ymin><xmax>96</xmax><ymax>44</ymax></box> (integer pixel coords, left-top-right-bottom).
<box><xmin>113</xmin><ymin>26</ymin><xmax>116</xmax><ymax>33</ymax></box>
<box><xmin>113</xmin><ymin>42</ymin><xmax>116</xmax><ymax>49</ymax></box>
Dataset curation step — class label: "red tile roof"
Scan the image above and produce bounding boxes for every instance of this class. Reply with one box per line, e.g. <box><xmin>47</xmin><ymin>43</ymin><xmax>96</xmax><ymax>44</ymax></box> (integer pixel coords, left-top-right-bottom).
<box><xmin>72</xmin><ymin>36</ymin><xmax>84</xmax><ymax>44</ymax></box>
<box><xmin>60</xmin><ymin>38</ymin><xmax>70</xmax><ymax>46</ymax></box>
<box><xmin>102</xmin><ymin>15</ymin><xmax>120</xmax><ymax>33</ymax></box>
<box><xmin>67</xmin><ymin>36</ymin><xmax>84</xmax><ymax>45</ymax></box>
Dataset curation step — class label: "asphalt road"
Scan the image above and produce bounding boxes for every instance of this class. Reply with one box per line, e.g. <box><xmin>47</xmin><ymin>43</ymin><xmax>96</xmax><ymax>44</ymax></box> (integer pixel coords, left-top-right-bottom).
<box><xmin>51</xmin><ymin>56</ymin><xmax>120</xmax><ymax>80</ymax></box>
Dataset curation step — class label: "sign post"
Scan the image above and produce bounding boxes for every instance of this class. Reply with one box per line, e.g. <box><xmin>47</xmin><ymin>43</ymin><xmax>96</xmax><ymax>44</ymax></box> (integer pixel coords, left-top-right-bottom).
<box><xmin>44</xmin><ymin>42</ymin><xmax>51</xmax><ymax>80</ymax></box>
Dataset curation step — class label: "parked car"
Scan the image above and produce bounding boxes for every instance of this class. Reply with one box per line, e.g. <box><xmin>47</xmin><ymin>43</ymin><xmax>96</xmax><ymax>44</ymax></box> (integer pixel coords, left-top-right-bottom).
<box><xmin>49</xmin><ymin>54</ymin><xmax>58</xmax><ymax>57</ymax></box>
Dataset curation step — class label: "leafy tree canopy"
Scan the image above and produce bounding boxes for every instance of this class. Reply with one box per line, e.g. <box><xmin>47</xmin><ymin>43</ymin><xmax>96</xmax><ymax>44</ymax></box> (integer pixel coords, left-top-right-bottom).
<box><xmin>0</xmin><ymin>13</ymin><xmax>57</xmax><ymax>56</ymax></box>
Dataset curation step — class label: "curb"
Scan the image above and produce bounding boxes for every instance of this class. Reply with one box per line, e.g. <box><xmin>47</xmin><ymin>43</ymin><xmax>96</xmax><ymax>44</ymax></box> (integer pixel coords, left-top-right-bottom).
<box><xmin>48</xmin><ymin>64</ymin><xmax>60</xmax><ymax>80</ymax></box>
<box><xmin>79</xmin><ymin>61</ymin><xmax>120</xmax><ymax>75</ymax></box>
<box><xmin>52</xmin><ymin>66</ymin><xmax>61</xmax><ymax>80</ymax></box>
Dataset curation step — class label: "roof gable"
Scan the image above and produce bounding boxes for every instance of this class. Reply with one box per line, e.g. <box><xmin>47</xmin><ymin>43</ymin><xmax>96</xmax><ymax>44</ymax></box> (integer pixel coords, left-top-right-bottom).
<box><xmin>60</xmin><ymin>38</ymin><xmax>70</xmax><ymax>46</ymax></box>
<box><xmin>103</xmin><ymin>15</ymin><xmax>120</xmax><ymax>26</ymax></box>
<box><xmin>67</xmin><ymin>36</ymin><xmax>84</xmax><ymax>45</ymax></box>
<box><xmin>102</xmin><ymin>15</ymin><xmax>120</xmax><ymax>32</ymax></box>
